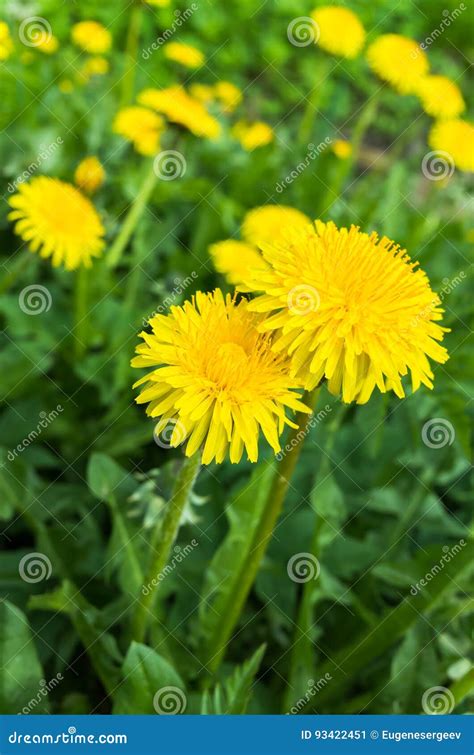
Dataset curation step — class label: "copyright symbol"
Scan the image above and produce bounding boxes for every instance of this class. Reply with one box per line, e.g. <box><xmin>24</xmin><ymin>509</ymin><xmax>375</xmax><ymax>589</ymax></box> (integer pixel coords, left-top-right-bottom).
<box><xmin>370</xmin><ymin>730</ymin><xmax>379</xmax><ymax>740</ymax></box>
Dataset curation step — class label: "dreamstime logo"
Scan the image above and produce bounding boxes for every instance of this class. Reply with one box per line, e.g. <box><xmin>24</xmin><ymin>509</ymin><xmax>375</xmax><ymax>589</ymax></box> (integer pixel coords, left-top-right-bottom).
<box><xmin>421</xmin><ymin>418</ymin><xmax>455</xmax><ymax>449</ymax></box>
<box><xmin>287</xmin><ymin>285</ymin><xmax>320</xmax><ymax>315</ymax></box>
<box><xmin>142</xmin><ymin>271</ymin><xmax>198</xmax><ymax>326</ymax></box>
<box><xmin>20</xmin><ymin>673</ymin><xmax>64</xmax><ymax>714</ymax></box>
<box><xmin>275</xmin><ymin>139</ymin><xmax>332</xmax><ymax>193</ymax></box>
<box><xmin>287</xmin><ymin>553</ymin><xmax>320</xmax><ymax>583</ymax></box>
<box><xmin>142</xmin><ymin>539</ymin><xmax>199</xmax><ymax>595</ymax></box>
<box><xmin>142</xmin><ymin>3</ymin><xmax>199</xmax><ymax>59</ymax></box>
<box><xmin>412</xmin><ymin>4</ymin><xmax>467</xmax><ymax>58</ymax></box>
<box><xmin>19</xmin><ymin>16</ymin><xmax>52</xmax><ymax>47</ymax></box>
<box><xmin>287</xmin><ymin>673</ymin><xmax>333</xmax><ymax>714</ymax></box>
<box><xmin>153</xmin><ymin>150</ymin><xmax>187</xmax><ymax>181</ymax></box>
<box><xmin>153</xmin><ymin>418</ymin><xmax>187</xmax><ymax>449</ymax></box>
<box><xmin>276</xmin><ymin>404</ymin><xmax>332</xmax><ymax>461</ymax></box>
<box><xmin>421</xmin><ymin>150</ymin><xmax>455</xmax><ymax>181</ymax></box>
<box><xmin>410</xmin><ymin>539</ymin><xmax>466</xmax><ymax>596</ymax></box>
<box><xmin>153</xmin><ymin>686</ymin><xmax>187</xmax><ymax>714</ymax></box>
<box><xmin>18</xmin><ymin>552</ymin><xmax>52</xmax><ymax>583</ymax></box>
<box><xmin>287</xmin><ymin>17</ymin><xmax>319</xmax><ymax>47</ymax></box>
<box><xmin>19</xmin><ymin>285</ymin><xmax>52</xmax><ymax>315</ymax></box>
<box><xmin>421</xmin><ymin>686</ymin><xmax>455</xmax><ymax>714</ymax></box>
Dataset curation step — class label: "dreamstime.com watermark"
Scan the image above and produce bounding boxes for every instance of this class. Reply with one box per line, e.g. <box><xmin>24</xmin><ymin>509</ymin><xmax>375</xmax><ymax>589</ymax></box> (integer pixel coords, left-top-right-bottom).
<box><xmin>276</xmin><ymin>404</ymin><xmax>332</xmax><ymax>460</ymax></box>
<box><xmin>422</xmin><ymin>686</ymin><xmax>455</xmax><ymax>714</ymax></box>
<box><xmin>411</xmin><ymin>271</ymin><xmax>466</xmax><ymax>327</ymax></box>
<box><xmin>19</xmin><ymin>674</ymin><xmax>63</xmax><ymax>715</ymax></box>
<box><xmin>287</xmin><ymin>674</ymin><xmax>333</xmax><ymax>714</ymax></box>
<box><xmin>411</xmin><ymin>4</ymin><xmax>467</xmax><ymax>59</ymax></box>
<box><xmin>143</xmin><ymin>272</ymin><xmax>198</xmax><ymax>326</ymax></box>
<box><xmin>8</xmin><ymin>405</ymin><xmax>63</xmax><ymax>461</ymax></box>
<box><xmin>276</xmin><ymin>139</ymin><xmax>332</xmax><ymax>193</ymax></box>
<box><xmin>142</xmin><ymin>4</ymin><xmax>199</xmax><ymax>59</ymax></box>
<box><xmin>142</xmin><ymin>539</ymin><xmax>199</xmax><ymax>595</ymax></box>
<box><xmin>153</xmin><ymin>686</ymin><xmax>187</xmax><ymax>714</ymax></box>
<box><xmin>7</xmin><ymin>137</ymin><xmax>63</xmax><ymax>194</ymax></box>
<box><xmin>18</xmin><ymin>552</ymin><xmax>53</xmax><ymax>583</ymax></box>
<box><xmin>8</xmin><ymin>728</ymin><xmax>127</xmax><ymax>745</ymax></box>
<box><xmin>410</xmin><ymin>540</ymin><xmax>466</xmax><ymax>596</ymax></box>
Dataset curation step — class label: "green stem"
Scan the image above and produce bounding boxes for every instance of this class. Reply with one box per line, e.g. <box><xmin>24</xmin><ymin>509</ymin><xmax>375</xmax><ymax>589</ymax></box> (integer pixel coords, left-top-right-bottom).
<box><xmin>320</xmin><ymin>87</ymin><xmax>383</xmax><ymax>215</ymax></box>
<box><xmin>298</xmin><ymin>56</ymin><xmax>332</xmax><ymax>146</ymax></box>
<box><xmin>300</xmin><ymin>532</ymin><xmax>474</xmax><ymax>712</ymax></box>
<box><xmin>74</xmin><ymin>265</ymin><xmax>89</xmax><ymax>359</ymax></box>
<box><xmin>449</xmin><ymin>667</ymin><xmax>474</xmax><ymax>710</ymax></box>
<box><xmin>106</xmin><ymin>158</ymin><xmax>158</xmax><ymax>269</ymax></box>
<box><xmin>207</xmin><ymin>389</ymin><xmax>320</xmax><ymax>675</ymax></box>
<box><xmin>130</xmin><ymin>452</ymin><xmax>201</xmax><ymax>643</ymax></box>
<box><xmin>282</xmin><ymin>406</ymin><xmax>346</xmax><ymax>712</ymax></box>
<box><xmin>120</xmin><ymin>2</ymin><xmax>143</xmax><ymax>106</ymax></box>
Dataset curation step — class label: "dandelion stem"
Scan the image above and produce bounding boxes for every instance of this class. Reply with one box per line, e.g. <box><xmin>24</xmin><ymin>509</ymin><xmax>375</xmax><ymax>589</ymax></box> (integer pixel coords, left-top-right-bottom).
<box><xmin>320</xmin><ymin>86</ymin><xmax>383</xmax><ymax>214</ymax></box>
<box><xmin>130</xmin><ymin>452</ymin><xmax>201</xmax><ymax>644</ymax></box>
<box><xmin>449</xmin><ymin>666</ymin><xmax>474</xmax><ymax>710</ymax></box>
<box><xmin>282</xmin><ymin>405</ymin><xmax>346</xmax><ymax>713</ymax></box>
<box><xmin>207</xmin><ymin>389</ymin><xmax>321</xmax><ymax>675</ymax></box>
<box><xmin>73</xmin><ymin>265</ymin><xmax>89</xmax><ymax>359</ymax></box>
<box><xmin>298</xmin><ymin>56</ymin><xmax>332</xmax><ymax>146</ymax></box>
<box><xmin>106</xmin><ymin>158</ymin><xmax>157</xmax><ymax>269</ymax></box>
<box><xmin>120</xmin><ymin>1</ymin><xmax>143</xmax><ymax>106</ymax></box>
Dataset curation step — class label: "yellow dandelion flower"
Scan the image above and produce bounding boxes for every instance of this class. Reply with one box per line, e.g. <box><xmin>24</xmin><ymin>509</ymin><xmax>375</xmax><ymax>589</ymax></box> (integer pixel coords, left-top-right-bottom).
<box><xmin>145</xmin><ymin>0</ymin><xmax>170</xmax><ymax>6</ymax></box>
<box><xmin>138</xmin><ymin>86</ymin><xmax>221</xmax><ymax>140</ymax></box>
<box><xmin>311</xmin><ymin>6</ymin><xmax>365</xmax><ymax>59</ymax></box>
<box><xmin>366</xmin><ymin>34</ymin><xmax>429</xmax><ymax>94</ymax></box>
<box><xmin>36</xmin><ymin>34</ymin><xmax>59</xmax><ymax>54</ymax></box>
<box><xmin>71</xmin><ymin>21</ymin><xmax>111</xmax><ymax>54</ymax></box>
<box><xmin>214</xmin><ymin>81</ymin><xmax>242</xmax><ymax>112</ymax></box>
<box><xmin>74</xmin><ymin>157</ymin><xmax>105</xmax><ymax>194</ymax></box>
<box><xmin>242</xmin><ymin>205</ymin><xmax>311</xmax><ymax>248</ymax></box>
<box><xmin>332</xmin><ymin>139</ymin><xmax>352</xmax><ymax>159</ymax></box>
<box><xmin>417</xmin><ymin>75</ymin><xmax>465</xmax><ymax>120</ymax></box>
<box><xmin>428</xmin><ymin>119</ymin><xmax>474</xmax><ymax>172</ymax></box>
<box><xmin>164</xmin><ymin>41</ymin><xmax>204</xmax><ymax>68</ymax></box>
<box><xmin>209</xmin><ymin>240</ymin><xmax>268</xmax><ymax>287</ymax></box>
<box><xmin>246</xmin><ymin>221</ymin><xmax>449</xmax><ymax>404</ymax></box>
<box><xmin>81</xmin><ymin>55</ymin><xmax>109</xmax><ymax>78</ymax></box>
<box><xmin>232</xmin><ymin>121</ymin><xmax>274</xmax><ymax>150</ymax></box>
<box><xmin>113</xmin><ymin>106</ymin><xmax>164</xmax><ymax>156</ymax></box>
<box><xmin>132</xmin><ymin>289</ymin><xmax>310</xmax><ymax>464</ymax></box>
<box><xmin>0</xmin><ymin>22</ymin><xmax>13</xmax><ymax>61</ymax></box>
<box><xmin>189</xmin><ymin>83</ymin><xmax>215</xmax><ymax>104</ymax></box>
<box><xmin>8</xmin><ymin>177</ymin><xmax>105</xmax><ymax>270</ymax></box>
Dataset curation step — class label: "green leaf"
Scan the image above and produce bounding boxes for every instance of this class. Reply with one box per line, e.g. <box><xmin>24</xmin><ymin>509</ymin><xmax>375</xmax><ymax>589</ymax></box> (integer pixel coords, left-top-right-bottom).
<box><xmin>113</xmin><ymin>642</ymin><xmax>186</xmax><ymax>714</ymax></box>
<box><xmin>201</xmin><ymin>644</ymin><xmax>266</xmax><ymax>714</ymax></box>
<box><xmin>0</xmin><ymin>600</ymin><xmax>47</xmax><ymax>714</ymax></box>
<box><xmin>86</xmin><ymin>452</ymin><xmax>127</xmax><ymax>500</ymax></box>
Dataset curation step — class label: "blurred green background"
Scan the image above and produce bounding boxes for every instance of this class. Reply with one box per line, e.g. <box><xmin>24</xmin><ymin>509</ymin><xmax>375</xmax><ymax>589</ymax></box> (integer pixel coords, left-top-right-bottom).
<box><xmin>0</xmin><ymin>0</ymin><xmax>472</xmax><ymax>716</ymax></box>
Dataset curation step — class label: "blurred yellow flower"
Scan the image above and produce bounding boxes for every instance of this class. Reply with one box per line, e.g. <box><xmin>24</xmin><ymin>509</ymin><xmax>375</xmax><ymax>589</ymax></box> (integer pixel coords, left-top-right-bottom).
<box><xmin>71</xmin><ymin>21</ymin><xmax>111</xmax><ymax>54</ymax></box>
<box><xmin>214</xmin><ymin>81</ymin><xmax>242</xmax><ymax>112</ymax></box>
<box><xmin>0</xmin><ymin>22</ymin><xmax>13</xmax><ymax>61</ymax></box>
<box><xmin>132</xmin><ymin>289</ymin><xmax>310</xmax><ymax>464</ymax></box>
<box><xmin>332</xmin><ymin>139</ymin><xmax>352</xmax><ymax>159</ymax></box>
<box><xmin>311</xmin><ymin>6</ymin><xmax>365</xmax><ymax>59</ymax></box>
<box><xmin>59</xmin><ymin>78</ymin><xmax>74</xmax><ymax>94</ymax></box>
<box><xmin>164</xmin><ymin>41</ymin><xmax>204</xmax><ymax>68</ymax></box>
<box><xmin>232</xmin><ymin>121</ymin><xmax>274</xmax><ymax>150</ymax></box>
<box><xmin>81</xmin><ymin>56</ymin><xmax>109</xmax><ymax>78</ymax></box>
<box><xmin>429</xmin><ymin>119</ymin><xmax>474</xmax><ymax>172</ymax></box>
<box><xmin>209</xmin><ymin>240</ymin><xmax>268</xmax><ymax>286</ymax></box>
<box><xmin>113</xmin><ymin>106</ymin><xmax>164</xmax><ymax>156</ymax></box>
<box><xmin>145</xmin><ymin>0</ymin><xmax>170</xmax><ymax>5</ymax></box>
<box><xmin>74</xmin><ymin>157</ymin><xmax>105</xmax><ymax>194</ymax></box>
<box><xmin>367</xmin><ymin>34</ymin><xmax>429</xmax><ymax>94</ymax></box>
<box><xmin>8</xmin><ymin>177</ymin><xmax>105</xmax><ymax>270</ymax></box>
<box><xmin>36</xmin><ymin>35</ymin><xmax>59</xmax><ymax>54</ymax></box>
<box><xmin>246</xmin><ymin>221</ymin><xmax>449</xmax><ymax>404</ymax></box>
<box><xmin>138</xmin><ymin>86</ymin><xmax>221</xmax><ymax>139</ymax></box>
<box><xmin>242</xmin><ymin>205</ymin><xmax>310</xmax><ymax>247</ymax></box>
<box><xmin>189</xmin><ymin>83</ymin><xmax>215</xmax><ymax>104</ymax></box>
<box><xmin>417</xmin><ymin>75</ymin><xmax>465</xmax><ymax>120</ymax></box>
